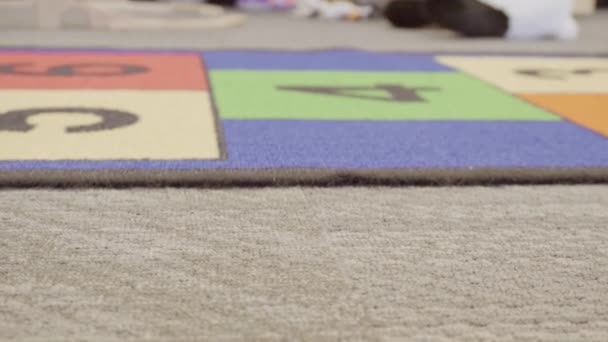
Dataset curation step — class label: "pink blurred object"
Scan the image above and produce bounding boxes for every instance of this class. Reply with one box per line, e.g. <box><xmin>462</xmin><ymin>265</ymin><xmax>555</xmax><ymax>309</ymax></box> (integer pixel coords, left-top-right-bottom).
<box><xmin>238</xmin><ymin>0</ymin><xmax>297</xmax><ymax>11</ymax></box>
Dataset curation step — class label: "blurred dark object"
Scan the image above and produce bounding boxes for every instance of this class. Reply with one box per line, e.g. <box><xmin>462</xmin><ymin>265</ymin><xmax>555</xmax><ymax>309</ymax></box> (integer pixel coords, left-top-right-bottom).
<box><xmin>599</xmin><ymin>0</ymin><xmax>608</xmax><ymax>7</ymax></box>
<box><xmin>385</xmin><ymin>0</ymin><xmax>508</xmax><ymax>37</ymax></box>
<box><xmin>207</xmin><ymin>0</ymin><xmax>238</xmax><ymax>7</ymax></box>
<box><xmin>129</xmin><ymin>0</ymin><xmax>238</xmax><ymax>7</ymax></box>
<box><xmin>427</xmin><ymin>0</ymin><xmax>508</xmax><ymax>37</ymax></box>
<box><xmin>384</xmin><ymin>0</ymin><xmax>431</xmax><ymax>28</ymax></box>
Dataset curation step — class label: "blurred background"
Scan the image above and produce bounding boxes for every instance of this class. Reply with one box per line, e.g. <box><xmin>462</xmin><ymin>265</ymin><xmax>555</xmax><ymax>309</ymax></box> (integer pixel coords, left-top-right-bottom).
<box><xmin>0</xmin><ymin>0</ymin><xmax>607</xmax><ymax>40</ymax></box>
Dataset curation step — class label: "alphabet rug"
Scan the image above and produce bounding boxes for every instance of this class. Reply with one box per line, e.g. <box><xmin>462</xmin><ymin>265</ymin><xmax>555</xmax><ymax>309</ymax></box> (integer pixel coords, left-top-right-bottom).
<box><xmin>1</xmin><ymin>48</ymin><xmax>607</xmax><ymax>187</ymax></box>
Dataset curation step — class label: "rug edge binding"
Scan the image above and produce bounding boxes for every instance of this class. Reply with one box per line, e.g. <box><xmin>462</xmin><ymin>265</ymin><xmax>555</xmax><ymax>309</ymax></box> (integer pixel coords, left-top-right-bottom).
<box><xmin>2</xmin><ymin>168</ymin><xmax>608</xmax><ymax>188</ymax></box>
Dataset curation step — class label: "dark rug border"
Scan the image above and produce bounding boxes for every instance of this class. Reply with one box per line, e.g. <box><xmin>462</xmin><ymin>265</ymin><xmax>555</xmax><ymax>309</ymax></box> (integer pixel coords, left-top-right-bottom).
<box><xmin>2</xmin><ymin>168</ymin><xmax>608</xmax><ymax>188</ymax></box>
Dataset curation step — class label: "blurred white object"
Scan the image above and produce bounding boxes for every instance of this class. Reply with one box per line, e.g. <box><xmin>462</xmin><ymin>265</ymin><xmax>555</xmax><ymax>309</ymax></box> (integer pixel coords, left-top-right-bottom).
<box><xmin>480</xmin><ymin>0</ymin><xmax>579</xmax><ymax>40</ymax></box>
<box><xmin>294</xmin><ymin>0</ymin><xmax>373</xmax><ymax>20</ymax></box>
<box><xmin>0</xmin><ymin>0</ymin><xmax>246</xmax><ymax>30</ymax></box>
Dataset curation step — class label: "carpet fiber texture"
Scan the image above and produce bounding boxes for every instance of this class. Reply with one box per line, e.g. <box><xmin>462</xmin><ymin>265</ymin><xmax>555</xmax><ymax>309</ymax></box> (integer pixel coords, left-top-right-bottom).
<box><xmin>1</xmin><ymin>186</ymin><xmax>608</xmax><ymax>341</ymax></box>
<box><xmin>1</xmin><ymin>48</ymin><xmax>608</xmax><ymax>187</ymax></box>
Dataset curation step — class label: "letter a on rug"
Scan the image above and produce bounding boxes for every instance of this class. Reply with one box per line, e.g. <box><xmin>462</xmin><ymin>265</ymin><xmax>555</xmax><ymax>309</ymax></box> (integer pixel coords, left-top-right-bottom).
<box><xmin>1</xmin><ymin>49</ymin><xmax>608</xmax><ymax>187</ymax></box>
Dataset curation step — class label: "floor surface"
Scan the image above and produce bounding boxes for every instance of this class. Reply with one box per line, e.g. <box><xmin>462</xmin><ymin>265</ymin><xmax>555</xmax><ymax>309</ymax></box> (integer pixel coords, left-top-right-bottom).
<box><xmin>1</xmin><ymin>11</ymin><xmax>608</xmax><ymax>341</ymax></box>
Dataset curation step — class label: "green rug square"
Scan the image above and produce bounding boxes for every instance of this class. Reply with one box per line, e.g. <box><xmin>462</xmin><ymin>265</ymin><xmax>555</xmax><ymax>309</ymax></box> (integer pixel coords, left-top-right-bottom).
<box><xmin>210</xmin><ymin>71</ymin><xmax>558</xmax><ymax>121</ymax></box>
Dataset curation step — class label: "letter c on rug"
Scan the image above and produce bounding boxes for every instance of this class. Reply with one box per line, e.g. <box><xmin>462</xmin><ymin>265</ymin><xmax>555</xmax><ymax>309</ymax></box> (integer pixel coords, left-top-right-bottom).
<box><xmin>0</xmin><ymin>107</ymin><xmax>139</xmax><ymax>133</ymax></box>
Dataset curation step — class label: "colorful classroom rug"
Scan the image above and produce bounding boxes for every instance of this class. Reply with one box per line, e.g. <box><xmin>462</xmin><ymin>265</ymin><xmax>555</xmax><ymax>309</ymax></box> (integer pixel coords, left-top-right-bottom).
<box><xmin>1</xmin><ymin>48</ymin><xmax>607</xmax><ymax>187</ymax></box>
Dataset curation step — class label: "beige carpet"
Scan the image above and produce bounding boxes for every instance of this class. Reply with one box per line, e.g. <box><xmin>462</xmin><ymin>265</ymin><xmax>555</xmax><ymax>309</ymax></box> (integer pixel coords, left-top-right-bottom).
<box><xmin>1</xmin><ymin>186</ymin><xmax>608</xmax><ymax>341</ymax></box>
<box><xmin>2</xmin><ymin>11</ymin><xmax>608</xmax><ymax>342</ymax></box>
